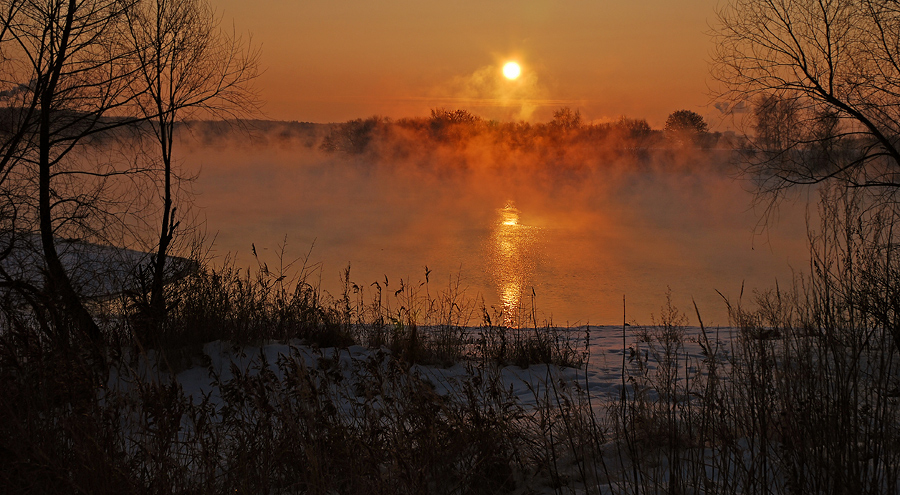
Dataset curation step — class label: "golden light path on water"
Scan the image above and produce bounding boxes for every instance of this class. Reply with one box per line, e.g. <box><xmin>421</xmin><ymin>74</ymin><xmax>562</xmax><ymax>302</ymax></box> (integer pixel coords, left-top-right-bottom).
<box><xmin>489</xmin><ymin>201</ymin><xmax>542</xmax><ymax>326</ymax></box>
<box><xmin>188</xmin><ymin>142</ymin><xmax>812</xmax><ymax>326</ymax></box>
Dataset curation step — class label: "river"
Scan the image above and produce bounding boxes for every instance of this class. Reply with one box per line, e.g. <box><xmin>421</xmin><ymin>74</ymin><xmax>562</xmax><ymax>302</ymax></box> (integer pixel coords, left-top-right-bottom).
<box><xmin>184</xmin><ymin>133</ymin><xmax>809</xmax><ymax>327</ymax></box>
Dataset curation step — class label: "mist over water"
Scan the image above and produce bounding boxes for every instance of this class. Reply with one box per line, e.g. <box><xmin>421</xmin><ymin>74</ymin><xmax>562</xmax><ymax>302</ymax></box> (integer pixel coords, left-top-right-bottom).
<box><xmin>183</xmin><ymin>129</ymin><xmax>809</xmax><ymax>327</ymax></box>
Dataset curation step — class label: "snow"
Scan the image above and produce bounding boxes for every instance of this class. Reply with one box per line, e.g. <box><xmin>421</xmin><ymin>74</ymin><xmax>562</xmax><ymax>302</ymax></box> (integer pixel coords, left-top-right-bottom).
<box><xmin>117</xmin><ymin>324</ymin><xmax>730</xmax><ymax>418</ymax></box>
<box><xmin>0</xmin><ymin>231</ymin><xmax>197</xmax><ymax>300</ymax></box>
<box><xmin>99</xmin><ymin>324</ymin><xmax>753</xmax><ymax>494</ymax></box>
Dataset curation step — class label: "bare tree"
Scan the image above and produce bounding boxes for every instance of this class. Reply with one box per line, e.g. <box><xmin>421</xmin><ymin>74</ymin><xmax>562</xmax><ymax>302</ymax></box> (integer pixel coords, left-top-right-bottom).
<box><xmin>125</xmin><ymin>0</ymin><xmax>258</xmax><ymax>331</ymax></box>
<box><xmin>0</xmin><ymin>0</ymin><xmax>256</xmax><ymax>344</ymax></box>
<box><xmin>713</xmin><ymin>0</ymin><xmax>900</xmax><ymax>205</ymax></box>
<box><xmin>715</xmin><ymin>1</ymin><xmax>900</xmax><ymax>359</ymax></box>
<box><xmin>0</xmin><ymin>0</ymin><xmax>147</xmax><ymax>343</ymax></box>
<box><xmin>550</xmin><ymin>107</ymin><xmax>582</xmax><ymax>131</ymax></box>
<box><xmin>752</xmin><ymin>93</ymin><xmax>799</xmax><ymax>152</ymax></box>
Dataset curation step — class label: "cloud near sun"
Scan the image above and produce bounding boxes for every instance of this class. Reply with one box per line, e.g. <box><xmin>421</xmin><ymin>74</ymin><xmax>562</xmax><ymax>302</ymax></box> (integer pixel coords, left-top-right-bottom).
<box><xmin>428</xmin><ymin>62</ymin><xmax>548</xmax><ymax>121</ymax></box>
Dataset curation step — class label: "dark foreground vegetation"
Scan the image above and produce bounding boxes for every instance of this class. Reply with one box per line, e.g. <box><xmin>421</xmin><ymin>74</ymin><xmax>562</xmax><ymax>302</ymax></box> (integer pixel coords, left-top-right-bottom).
<box><xmin>3</xmin><ymin>183</ymin><xmax>900</xmax><ymax>494</ymax></box>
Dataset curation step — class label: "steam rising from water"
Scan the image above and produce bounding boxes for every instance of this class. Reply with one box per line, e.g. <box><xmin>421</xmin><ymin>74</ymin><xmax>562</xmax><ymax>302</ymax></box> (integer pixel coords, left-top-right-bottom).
<box><xmin>180</xmin><ymin>123</ymin><xmax>809</xmax><ymax>326</ymax></box>
<box><xmin>430</xmin><ymin>63</ymin><xmax>545</xmax><ymax>121</ymax></box>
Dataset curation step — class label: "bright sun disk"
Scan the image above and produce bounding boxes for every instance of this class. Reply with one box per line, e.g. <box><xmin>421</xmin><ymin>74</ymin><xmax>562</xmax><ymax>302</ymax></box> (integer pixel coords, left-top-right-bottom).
<box><xmin>503</xmin><ymin>62</ymin><xmax>521</xmax><ymax>80</ymax></box>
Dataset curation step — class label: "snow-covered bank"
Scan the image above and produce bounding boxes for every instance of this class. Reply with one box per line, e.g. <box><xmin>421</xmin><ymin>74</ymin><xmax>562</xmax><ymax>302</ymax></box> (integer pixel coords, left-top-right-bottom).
<box><xmin>122</xmin><ymin>325</ymin><xmax>730</xmax><ymax>416</ymax></box>
<box><xmin>7</xmin><ymin>310</ymin><xmax>900</xmax><ymax>494</ymax></box>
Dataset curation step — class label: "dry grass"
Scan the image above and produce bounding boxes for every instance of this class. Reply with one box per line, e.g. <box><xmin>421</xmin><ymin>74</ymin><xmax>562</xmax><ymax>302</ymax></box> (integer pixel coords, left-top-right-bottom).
<box><xmin>2</xmin><ymin>188</ymin><xmax>900</xmax><ymax>493</ymax></box>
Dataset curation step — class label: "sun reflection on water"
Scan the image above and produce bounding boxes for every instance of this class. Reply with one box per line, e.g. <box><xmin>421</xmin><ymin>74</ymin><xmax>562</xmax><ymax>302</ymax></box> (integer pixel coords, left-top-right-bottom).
<box><xmin>489</xmin><ymin>201</ymin><xmax>541</xmax><ymax>326</ymax></box>
<box><xmin>501</xmin><ymin>206</ymin><xmax>519</xmax><ymax>226</ymax></box>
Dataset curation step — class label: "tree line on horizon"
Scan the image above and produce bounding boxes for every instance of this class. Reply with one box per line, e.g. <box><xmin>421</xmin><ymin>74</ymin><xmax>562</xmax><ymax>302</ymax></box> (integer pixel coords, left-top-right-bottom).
<box><xmin>319</xmin><ymin>107</ymin><xmax>730</xmax><ymax>157</ymax></box>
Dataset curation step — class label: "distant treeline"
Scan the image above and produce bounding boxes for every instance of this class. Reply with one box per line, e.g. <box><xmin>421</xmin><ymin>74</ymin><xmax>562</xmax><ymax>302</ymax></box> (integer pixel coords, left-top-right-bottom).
<box><xmin>312</xmin><ymin>108</ymin><xmax>746</xmax><ymax>173</ymax></box>
<box><xmin>320</xmin><ymin>108</ymin><xmax>741</xmax><ymax>156</ymax></box>
<box><xmin>173</xmin><ymin>108</ymin><xmax>745</xmax><ymax>160</ymax></box>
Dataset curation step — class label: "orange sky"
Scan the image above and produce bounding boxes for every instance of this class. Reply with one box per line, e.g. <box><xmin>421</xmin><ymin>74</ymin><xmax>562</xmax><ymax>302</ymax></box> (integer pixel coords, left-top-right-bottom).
<box><xmin>213</xmin><ymin>1</ymin><xmax>722</xmax><ymax>127</ymax></box>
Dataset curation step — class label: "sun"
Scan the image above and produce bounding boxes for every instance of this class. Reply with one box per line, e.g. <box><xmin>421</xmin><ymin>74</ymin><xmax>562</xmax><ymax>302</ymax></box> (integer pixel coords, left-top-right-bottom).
<box><xmin>502</xmin><ymin>61</ymin><xmax>521</xmax><ymax>80</ymax></box>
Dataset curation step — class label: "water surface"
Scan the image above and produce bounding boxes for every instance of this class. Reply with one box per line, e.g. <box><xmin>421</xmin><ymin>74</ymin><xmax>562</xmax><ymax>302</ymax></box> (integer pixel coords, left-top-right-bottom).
<box><xmin>186</xmin><ymin>141</ymin><xmax>809</xmax><ymax>326</ymax></box>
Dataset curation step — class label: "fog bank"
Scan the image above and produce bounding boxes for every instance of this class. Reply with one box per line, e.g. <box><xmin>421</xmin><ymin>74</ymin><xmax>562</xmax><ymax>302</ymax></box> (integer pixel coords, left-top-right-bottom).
<box><xmin>180</xmin><ymin>119</ymin><xmax>808</xmax><ymax>326</ymax></box>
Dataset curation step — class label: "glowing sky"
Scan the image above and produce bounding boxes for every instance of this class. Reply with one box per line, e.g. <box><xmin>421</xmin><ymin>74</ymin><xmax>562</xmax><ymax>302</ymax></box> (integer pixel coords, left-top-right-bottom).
<box><xmin>212</xmin><ymin>1</ymin><xmax>721</xmax><ymax>126</ymax></box>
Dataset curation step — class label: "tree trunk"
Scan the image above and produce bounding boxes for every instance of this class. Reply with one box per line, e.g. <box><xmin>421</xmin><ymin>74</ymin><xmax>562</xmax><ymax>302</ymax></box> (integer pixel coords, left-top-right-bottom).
<box><xmin>38</xmin><ymin>0</ymin><xmax>102</xmax><ymax>345</ymax></box>
<box><xmin>148</xmin><ymin>156</ymin><xmax>171</xmax><ymax>329</ymax></box>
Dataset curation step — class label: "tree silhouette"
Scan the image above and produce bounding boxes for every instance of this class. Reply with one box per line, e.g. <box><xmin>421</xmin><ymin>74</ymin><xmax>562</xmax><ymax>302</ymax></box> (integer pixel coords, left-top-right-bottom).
<box><xmin>664</xmin><ymin>109</ymin><xmax>708</xmax><ymax>146</ymax></box>
<box><xmin>713</xmin><ymin>0</ymin><xmax>900</xmax><ymax>205</ymax></box>
<box><xmin>752</xmin><ymin>93</ymin><xmax>799</xmax><ymax>152</ymax></box>
<box><xmin>126</xmin><ymin>0</ymin><xmax>258</xmax><ymax>331</ymax></box>
<box><xmin>550</xmin><ymin>107</ymin><xmax>582</xmax><ymax>131</ymax></box>
<box><xmin>0</xmin><ymin>0</ymin><xmax>143</xmax><ymax>342</ymax></box>
<box><xmin>665</xmin><ymin>110</ymin><xmax>708</xmax><ymax>134</ymax></box>
<box><xmin>0</xmin><ymin>0</ymin><xmax>257</xmax><ymax>344</ymax></box>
